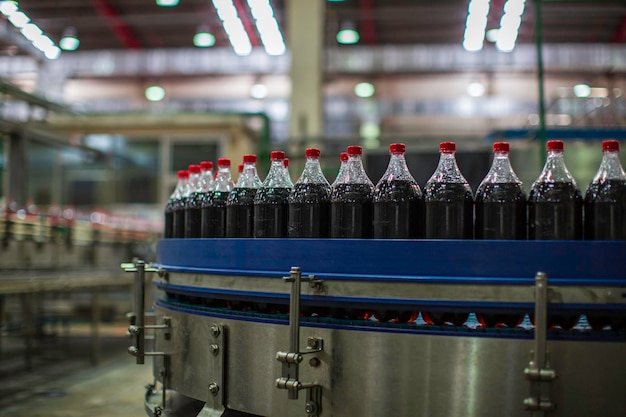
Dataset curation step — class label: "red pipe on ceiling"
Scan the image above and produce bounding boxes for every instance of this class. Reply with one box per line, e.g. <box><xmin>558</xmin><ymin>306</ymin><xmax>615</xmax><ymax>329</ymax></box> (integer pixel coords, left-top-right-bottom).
<box><xmin>234</xmin><ymin>0</ymin><xmax>261</xmax><ymax>48</ymax></box>
<box><xmin>93</xmin><ymin>0</ymin><xmax>142</xmax><ymax>49</ymax></box>
<box><xmin>358</xmin><ymin>0</ymin><xmax>377</xmax><ymax>45</ymax></box>
<box><xmin>612</xmin><ymin>15</ymin><xmax>626</xmax><ymax>43</ymax></box>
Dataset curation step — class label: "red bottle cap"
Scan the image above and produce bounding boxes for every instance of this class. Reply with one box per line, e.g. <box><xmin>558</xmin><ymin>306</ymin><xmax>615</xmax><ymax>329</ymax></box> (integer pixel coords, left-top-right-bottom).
<box><xmin>347</xmin><ymin>145</ymin><xmax>362</xmax><ymax>155</ymax></box>
<box><xmin>440</xmin><ymin>142</ymin><xmax>456</xmax><ymax>153</ymax></box>
<box><xmin>270</xmin><ymin>150</ymin><xmax>286</xmax><ymax>160</ymax></box>
<box><xmin>178</xmin><ymin>170</ymin><xmax>188</xmax><ymax>179</ymax></box>
<box><xmin>546</xmin><ymin>140</ymin><xmax>564</xmax><ymax>151</ymax></box>
<box><xmin>602</xmin><ymin>140</ymin><xmax>619</xmax><ymax>152</ymax></box>
<box><xmin>389</xmin><ymin>143</ymin><xmax>405</xmax><ymax>153</ymax></box>
<box><xmin>493</xmin><ymin>142</ymin><xmax>510</xmax><ymax>153</ymax></box>
<box><xmin>238</xmin><ymin>164</ymin><xmax>243</xmax><ymax>173</ymax></box>
<box><xmin>188</xmin><ymin>164</ymin><xmax>201</xmax><ymax>174</ymax></box>
<box><xmin>340</xmin><ymin>152</ymin><xmax>348</xmax><ymax>162</ymax></box>
<box><xmin>200</xmin><ymin>161</ymin><xmax>213</xmax><ymax>170</ymax></box>
<box><xmin>243</xmin><ymin>154</ymin><xmax>257</xmax><ymax>163</ymax></box>
<box><xmin>217</xmin><ymin>158</ymin><xmax>231</xmax><ymax>167</ymax></box>
<box><xmin>305</xmin><ymin>148</ymin><xmax>321</xmax><ymax>158</ymax></box>
<box><xmin>284</xmin><ymin>158</ymin><xmax>289</xmax><ymax>168</ymax></box>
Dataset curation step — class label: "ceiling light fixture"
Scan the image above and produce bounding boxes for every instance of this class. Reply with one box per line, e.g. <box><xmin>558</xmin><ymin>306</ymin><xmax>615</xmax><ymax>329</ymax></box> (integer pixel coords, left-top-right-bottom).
<box><xmin>485</xmin><ymin>28</ymin><xmax>499</xmax><ymax>43</ymax></box>
<box><xmin>573</xmin><ymin>84</ymin><xmax>591</xmax><ymax>98</ymax></box>
<box><xmin>250</xmin><ymin>81</ymin><xmax>268</xmax><ymax>99</ymax></box>
<box><xmin>0</xmin><ymin>2</ymin><xmax>61</xmax><ymax>59</ymax></box>
<box><xmin>463</xmin><ymin>0</ymin><xmax>490</xmax><ymax>52</ymax></box>
<box><xmin>193</xmin><ymin>25</ymin><xmax>216</xmax><ymax>47</ymax></box>
<box><xmin>212</xmin><ymin>0</ymin><xmax>253</xmax><ymax>56</ymax></box>
<box><xmin>59</xmin><ymin>27</ymin><xmax>80</xmax><ymax>51</ymax></box>
<box><xmin>246</xmin><ymin>0</ymin><xmax>286</xmax><ymax>56</ymax></box>
<box><xmin>355</xmin><ymin>82</ymin><xmax>375</xmax><ymax>98</ymax></box>
<box><xmin>336</xmin><ymin>21</ymin><xmax>359</xmax><ymax>45</ymax></box>
<box><xmin>466</xmin><ymin>82</ymin><xmax>486</xmax><ymax>97</ymax></box>
<box><xmin>156</xmin><ymin>0</ymin><xmax>180</xmax><ymax>6</ymax></box>
<box><xmin>495</xmin><ymin>0</ymin><xmax>526</xmax><ymax>52</ymax></box>
<box><xmin>145</xmin><ymin>85</ymin><xmax>166</xmax><ymax>102</ymax></box>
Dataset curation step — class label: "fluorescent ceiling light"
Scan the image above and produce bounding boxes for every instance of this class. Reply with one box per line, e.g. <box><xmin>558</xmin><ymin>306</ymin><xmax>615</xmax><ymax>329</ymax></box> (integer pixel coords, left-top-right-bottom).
<box><xmin>354</xmin><ymin>82</ymin><xmax>375</xmax><ymax>98</ymax></box>
<box><xmin>0</xmin><ymin>1</ymin><xmax>18</xmax><ymax>15</ymax></box>
<box><xmin>485</xmin><ymin>28</ymin><xmax>499</xmax><ymax>43</ymax></box>
<box><xmin>495</xmin><ymin>0</ymin><xmax>526</xmax><ymax>52</ymax></box>
<box><xmin>3</xmin><ymin>3</ymin><xmax>61</xmax><ymax>60</ymax></box>
<box><xmin>337</xmin><ymin>26</ymin><xmax>359</xmax><ymax>44</ymax></box>
<box><xmin>212</xmin><ymin>0</ymin><xmax>252</xmax><ymax>56</ymax></box>
<box><xmin>246</xmin><ymin>0</ymin><xmax>286</xmax><ymax>56</ymax></box>
<box><xmin>145</xmin><ymin>85</ymin><xmax>166</xmax><ymax>102</ymax></box>
<box><xmin>589</xmin><ymin>87</ymin><xmax>609</xmax><ymax>98</ymax></box>
<box><xmin>463</xmin><ymin>0</ymin><xmax>490</xmax><ymax>51</ymax></box>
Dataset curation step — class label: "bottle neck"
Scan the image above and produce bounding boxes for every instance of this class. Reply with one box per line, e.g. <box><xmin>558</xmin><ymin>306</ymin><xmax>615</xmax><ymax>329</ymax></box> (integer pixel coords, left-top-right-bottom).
<box><xmin>213</xmin><ymin>167</ymin><xmax>234</xmax><ymax>192</ymax></box>
<box><xmin>536</xmin><ymin>150</ymin><xmax>577</xmax><ymax>186</ymax></box>
<box><xmin>183</xmin><ymin>173</ymin><xmax>201</xmax><ymax>196</ymax></box>
<box><xmin>428</xmin><ymin>152</ymin><xmax>469</xmax><ymax>185</ymax></box>
<box><xmin>378</xmin><ymin>152</ymin><xmax>416</xmax><ymax>185</ymax></box>
<box><xmin>235</xmin><ymin>162</ymin><xmax>263</xmax><ymax>188</ymax></box>
<box><xmin>200</xmin><ymin>170</ymin><xmax>214</xmax><ymax>192</ymax></box>
<box><xmin>344</xmin><ymin>154</ymin><xmax>374</xmax><ymax>186</ymax></box>
<box><xmin>480</xmin><ymin>151</ymin><xmax>522</xmax><ymax>185</ymax></box>
<box><xmin>262</xmin><ymin>159</ymin><xmax>293</xmax><ymax>188</ymax></box>
<box><xmin>172</xmin><ymin>178</ymin><xmax>187</xmax><ymax>199</ymax></box>
<box><xmin>296</xmin><ymin>157</ymin><xmax>330</xmax><ymax>186</ymax></box>
<box><xmin>592</xmin><ymin>150</ymin><xmax>626</xmax><ymax>183</ymax></box>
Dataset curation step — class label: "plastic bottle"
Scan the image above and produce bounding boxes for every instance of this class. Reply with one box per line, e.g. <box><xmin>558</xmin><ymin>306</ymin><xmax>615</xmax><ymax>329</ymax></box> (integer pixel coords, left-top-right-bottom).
<box><xmin>165</xmin><ymin>170</ymin><xmax>188</xmax><ymax>238</ymax></box>
<box><xmin>475</xmin><ymin>142</ymin><xmax>527</xmax><ymax>240</ymax></box>
<box><xmin>254</xmin><ymin>151</ymin><xmax>292</xmax><ymax>237</ymax></box>
<box><xmin>226</xmin><ymin>154</ymin><xmax>263</xmax><ymax>237</ymax></box>
<box><xmin>584</xmin><ymin>140</ymin><xmax>626</xmax><ymax>240</ymax></box>
<box><xmin>236</xmin><ymin>164</ymin><xmax>244</xmax><ymax>185</ymax></box>
<box><xmin>183</xmin><ymin>164</ymin><xmax>202</xmax><ymax>238</ymax></box>
<box><xmin>283</xmin><ymin>158</ymin><xmax>294</xmax><ymax>187</ymax></box>
<box><xmin>288</xmin><ymin>148</ymin><xmax>331</xmax><ymax>238</ymax></box>
<box><xmin>202</xmin><ymin>158</ymin><xmax>234</xmax><ymax>238</ymax></box>
<box><xmin>373</xmin><ymin>143</ymin><xmax>423</xmax><ymax>239</ymax></box>
<box><xmin>331</xmin><ymin>152</ymin><xmax>348</xmax><ymax>188</ymax></box>
<box><xmin>528</xmin><ymin>140</ymin><xmax>583</xmax><ymax>240</ymax></box>
<box><xmin>423</xmin><ymin>142</ymin><xmax>474</xmax><ymax>239</ymax></box>
<box><xmin>330</xmin><ymin>145</ymin><xmax>374</xmax><ymax>238</ymax></box>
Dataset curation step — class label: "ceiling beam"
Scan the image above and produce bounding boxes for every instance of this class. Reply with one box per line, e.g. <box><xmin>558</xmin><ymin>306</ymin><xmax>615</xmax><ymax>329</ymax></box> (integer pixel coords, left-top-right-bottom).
<box><xmin>92</xmin><ymin>0</ymin><xmax>142</xmax><ymax>49</ymax></box>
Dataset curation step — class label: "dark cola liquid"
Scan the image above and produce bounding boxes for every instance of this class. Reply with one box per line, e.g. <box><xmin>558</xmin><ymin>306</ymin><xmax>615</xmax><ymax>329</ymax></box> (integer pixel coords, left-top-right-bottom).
<box><xmin>201</xmin><ymin>191</ymin><xmax>230</xmax><ymax>238</ymax></box>
<box><xmin>528</xmin><ymin>182</ymin><xmax>583</xmax><ymax>240</ymax></box>
<box><xmin>254</xmin><ymin>187</ymin><xmax>291</xmax><ymax>238</ymax></box>
<box><xmin>185</xmin><ymin>192</ymin><xmax>206</xmax><ymax>238</ymax></box>
<box><xmin>288</xmin><ymin>183</ymin><xmax>331</xmax><ymax>238</ymax></box>
<box><xmin>373</xmin><ymin>180</ymin><xmax>423</xmax><ymax>239</ymax></box>
<box><xmin>172</xmin><ymin>199</ymin><xmax>186</xmax><ymax>238</ymax></box>
<box><xmin>424</xmin><ymin>182</ymin><xmax>473</xmax><ymax>239</ymax></box>
<box><xmin>330</xmin><ymin>183</ymin><xmax>374</xmax><ymax>238</ymax></box>
<box><xmin>475</xmin><ymin>183</ymin><xmax>527</xmax><ymax>240</ymax></box>
<box><xmin>226</xmin><ymin>188</ymin><xmax>257</xmax><ymax>238</ymax></box>
<box><xmin>164</xmin><ymin>201</ymin><xmax>174</xmax><ymax>238</ymax></box>
<box><xmin>584</xmin><ymin>179</ymin><xmax>626</xmax><ymax>240</ymax></box>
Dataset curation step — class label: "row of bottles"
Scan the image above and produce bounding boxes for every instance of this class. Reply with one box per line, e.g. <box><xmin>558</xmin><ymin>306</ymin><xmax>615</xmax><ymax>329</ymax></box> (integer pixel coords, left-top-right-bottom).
<box><xmin>164</xmin><ymin>139</ymin><xmax>626</xmax><ymax>240</ymax></box>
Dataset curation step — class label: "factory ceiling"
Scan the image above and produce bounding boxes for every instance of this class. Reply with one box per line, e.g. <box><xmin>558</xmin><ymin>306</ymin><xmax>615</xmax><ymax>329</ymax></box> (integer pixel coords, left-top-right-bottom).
<box><xmin>3</xmin><ymin>0</ymin><xmax>626</xmax><ymax>56</ymax></box>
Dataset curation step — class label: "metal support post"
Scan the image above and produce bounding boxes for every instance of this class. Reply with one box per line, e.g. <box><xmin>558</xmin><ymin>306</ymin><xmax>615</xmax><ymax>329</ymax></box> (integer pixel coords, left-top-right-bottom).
<box><xmin>524</xmin><ymin>271</ymin><xmax>557</xmax><ymax>415</ymax></box>
<box><xmin>91</xmin><ymin>287</ymin><xmax>101</xmax><ymax>365</ymax></box>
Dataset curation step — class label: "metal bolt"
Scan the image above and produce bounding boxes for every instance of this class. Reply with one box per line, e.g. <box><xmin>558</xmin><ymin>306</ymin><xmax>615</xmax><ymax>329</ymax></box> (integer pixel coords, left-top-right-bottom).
<box><xmin>309</xmin><ymin>357</ymin><xmax>320</xmax><ymax>368</ymax></box>
<box><xmin>128</xmin><ymin>346</ymin><xmax>139</xmax><ymax>356</ymax></box>
<box><xmin>305</xmin><ymin>401</ymin><xmax>317</xmax><ymax>414</ymax></box>
<box><xmin>210</xmin><ymin>325</ymin><xmax>220</xmax><ymax>338</ymax></box>
<box><xmin>208</xmin><ymin>383</ymin><xmax>220</xmax><ymax>396</ymax></box>
<box><xmin>210</xmin><ymin>344</ymin><xmax>220</xmax><ymax>356</ymax></box>
<box><xmin>128</xmin><ymin>325</ymin><xmax>140</xmax><ymax>335</ymax></box>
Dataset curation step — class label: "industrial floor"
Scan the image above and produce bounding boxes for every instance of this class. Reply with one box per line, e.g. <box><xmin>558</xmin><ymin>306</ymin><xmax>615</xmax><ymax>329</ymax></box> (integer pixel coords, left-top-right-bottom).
<box><xmin>0</xmin><ymin>323</ymin><xmax>153</xmax><ymax>417</ymax></box>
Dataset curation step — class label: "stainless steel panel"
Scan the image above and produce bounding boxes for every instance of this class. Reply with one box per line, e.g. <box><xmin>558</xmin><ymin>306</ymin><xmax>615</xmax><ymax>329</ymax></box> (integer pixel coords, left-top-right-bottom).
<box><xmin>154</xmin><ymin>305</ymin><xmax>626</xmax><ymax>417</ymax></box>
